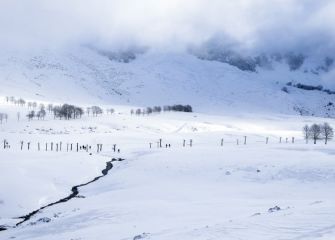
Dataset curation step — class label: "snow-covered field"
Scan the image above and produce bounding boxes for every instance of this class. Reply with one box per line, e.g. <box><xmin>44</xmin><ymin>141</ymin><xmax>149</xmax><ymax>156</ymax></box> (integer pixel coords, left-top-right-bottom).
<box><xmin>1</xmin><ymin>97</ymin><xmax>335</xmax><ymax>239</ymax></box>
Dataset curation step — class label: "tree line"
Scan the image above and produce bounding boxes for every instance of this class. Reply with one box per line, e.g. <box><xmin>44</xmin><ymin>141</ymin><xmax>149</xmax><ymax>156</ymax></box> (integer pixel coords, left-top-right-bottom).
<box><xmin>29</xmin><ymin>104</ymin><xmax>107</xmax><ymax>120</ymax></box>
<box><xmin>130</xmin><ymin>104</ymin><xmax>193</xmax><ymax>115</ymax></box>
<box><xmin>3</xmin><ymin>96</ymin><xmax>111</xmax><ymax>121</ymax></box>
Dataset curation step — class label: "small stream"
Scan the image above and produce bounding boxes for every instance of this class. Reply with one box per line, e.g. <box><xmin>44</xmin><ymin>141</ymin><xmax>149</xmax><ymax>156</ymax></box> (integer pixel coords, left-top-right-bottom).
<box><xmin>0</xmin><ymin>157</ymin><xmax>124</xmax><ymax>231</ymax></box>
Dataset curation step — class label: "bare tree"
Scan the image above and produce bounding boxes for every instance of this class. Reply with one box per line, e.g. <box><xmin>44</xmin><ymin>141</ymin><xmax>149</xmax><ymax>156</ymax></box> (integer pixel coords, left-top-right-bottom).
<box><xmin>47</xmin><ymin>104</ymin><xmax>53</xmax><ymax>113</ymax></box>
<box><xmin>321</xmin><ymin>122</ymin><xmax>333</xmax><ymax>144</ymax></box>
<box><xmin>146</xmin><ymin>107</ymin><xmax>153</xmax><ymax>114</ymax></box>
<box><xmin>303</xmin><ymin>125</ymin><xmax>309</xmax><ymax>144</ymax></box>
<box><xmin>153</xmin><ymin>106</ymin><xmax>162</xmax><ymax>113</ymax></box>
<box><xmin>74</xmin><ymin>107</ymin><xmax>83</xmax><ymax>118</ymax></box>
<box><xmin>27</xmin><ymin>111</ymin><xmax>35</xmax><ymax>121</ymax></box>
<box><xmin>53</xmin><ymin>106</ymin><xmax>61</xmax><ymax>119</ymax></box>
<box><xmin>39</xmin><ymin>103</ymin><xmax>45</xmax><ymax>110</ymax></box>
<box><xmin>32</xmin><ymin>102</ymin><xmax>37</xmax><ymax>110</ymax></box>
<box><xmin>106</xmin><ymin>108</ymin><xmax>115</xmax><ymax>114</ymax></box>
<box><xmin>37</xmin><ymin>109</ymin><xmax>46</xmax><ymax>120</ymax></box>
<box><xmin>0</xmin><ymin>113</ymin><xmax>8</xmax><ymax>123</ymax></box>
<box><xmin>0</xmin><ymin>113</ymin><xmax>4</xmax><ymax>124</ymax></box>
<box><xmin>9</xmin><ymin>96</ymin><xmax>15</xmax><ymax>103</ymax></box>
<box><xmin>91</xmin><ymin>106</ymin><xmax>103</xmax><ymax>116</ymax></box>
<box><xmin>18</xmin><ymin>98</ymin><xmax>26</xmax><ymax>106</ymax></box>
<box><xmin>28</xmin><ymin>102</ymin><xmax>33</xmax><ymax>109</ymax></box>
<box><xmin>310</xmin><ymin>124</ymin><xmax>322</xmax><ymax>144</ymax></box>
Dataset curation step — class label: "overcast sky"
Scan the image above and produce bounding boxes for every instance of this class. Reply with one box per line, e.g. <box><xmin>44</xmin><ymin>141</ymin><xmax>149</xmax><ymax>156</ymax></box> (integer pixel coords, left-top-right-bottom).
<box><xmin>1</xmin><ymin>0</ymin><xmax>334</xmax><ymax>54</ymax></box>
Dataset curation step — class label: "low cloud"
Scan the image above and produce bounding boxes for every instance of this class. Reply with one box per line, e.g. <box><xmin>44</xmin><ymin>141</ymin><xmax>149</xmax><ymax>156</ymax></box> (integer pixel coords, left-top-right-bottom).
<box><xmin>1</xmin><ymin>0</ymin><xmax>335</xmax><ymax>54</ymax></box>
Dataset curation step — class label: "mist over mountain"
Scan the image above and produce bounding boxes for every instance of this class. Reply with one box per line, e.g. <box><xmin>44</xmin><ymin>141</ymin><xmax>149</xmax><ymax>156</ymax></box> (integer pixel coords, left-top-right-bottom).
<box><xmin>190</xmin><ymin>37</ymin><xmax>334</xmax><ymax>73</ymax></box>
<box><xmin>1</xmin><ymin>0</ymin><xmax>335</xmax><ymax>55</ymax></box>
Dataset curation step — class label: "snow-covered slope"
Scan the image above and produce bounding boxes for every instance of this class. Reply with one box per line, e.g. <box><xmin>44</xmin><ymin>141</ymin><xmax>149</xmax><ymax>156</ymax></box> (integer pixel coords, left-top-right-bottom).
<box><xmin>0</xmin><ymin>46</ymin><xmax>334</xmax><ymax>116</ymax></box>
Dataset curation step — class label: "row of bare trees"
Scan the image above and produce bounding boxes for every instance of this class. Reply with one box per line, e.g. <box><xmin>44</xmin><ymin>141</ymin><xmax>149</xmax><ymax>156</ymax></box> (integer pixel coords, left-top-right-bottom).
<box><xmin>27</xmin><ymin>109</ymin><xmax>47</xmax><ymax>121</ymax></box>
<box><xmin>52</xmin><ymin>104</ymin><xmax>84</xmax><ymax>120</ymax></box>
<box><xmin>163</xmin><ymin>105</ymin><xmax>193</xmax><ymax>112</ymax></box>
<box><xmin>87</xmin><ymin>106</ymin><xmax>103</xmax><ymax>117</ymax></box>
<box><xmin>5</xmin><ymin>97</ymin><xmax>109</xmax><ymax>115</ymax></box>
<box><xmin>26</xmin><ymin>104</ymin><xmax>111</xmax><ymax>120</ymax></box>
<box><xmin>303</xmin><ymin>123</ymin><xmax>334</xmax><ymax>144</ymax></box>
<box><xmin>5</xmin><ymin>96</ymin><xmax>39</xmax><ymax>109</ymax></box>
<box><xmin>131</xmin><ymin>106</ymin><xmax>162</xmax><ymax>115</ymax></box>
<box><xmin>130</xmin><ymin>105</ymin><xmax>193</xmax><ymax>115</ymax></box>
<box><xmin>5</xmin><ymin>96</ymin><xmax>26</xmax><ymax>106</ymax></box>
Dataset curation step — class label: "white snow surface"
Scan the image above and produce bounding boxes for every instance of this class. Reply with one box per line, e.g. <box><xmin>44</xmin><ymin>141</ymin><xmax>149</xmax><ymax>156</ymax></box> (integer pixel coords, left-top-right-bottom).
<box><xmin>0</xmin><ymin>47</ymin><xmax>335</xmax><ymax>239</ymax></box>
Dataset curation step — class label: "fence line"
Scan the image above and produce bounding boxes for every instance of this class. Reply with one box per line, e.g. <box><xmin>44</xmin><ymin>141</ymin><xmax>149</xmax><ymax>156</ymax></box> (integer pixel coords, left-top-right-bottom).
<box><xmin>0</xmin><ymin>135</ymin><xmax>331</xmax><ymax>155</ymax></box>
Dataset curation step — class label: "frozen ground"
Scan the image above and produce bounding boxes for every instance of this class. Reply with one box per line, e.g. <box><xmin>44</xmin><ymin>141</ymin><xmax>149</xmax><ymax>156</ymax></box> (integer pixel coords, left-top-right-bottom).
<box><xmin>0</xmin><ymin>45</ymin><xmax>335</xmax><ymax>239</ymax></box>
<box><xmin>1</xmin><ymin>99</ymin><xmax>335</xmax><ymax>240</ymax></box>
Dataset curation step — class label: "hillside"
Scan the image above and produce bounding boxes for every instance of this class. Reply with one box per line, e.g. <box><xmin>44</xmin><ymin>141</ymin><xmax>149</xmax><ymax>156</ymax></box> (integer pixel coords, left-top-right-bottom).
<box><xmin>0</xmin><ymin>46</ymin><xmax>334</xmax><ymax>116</ymax></box>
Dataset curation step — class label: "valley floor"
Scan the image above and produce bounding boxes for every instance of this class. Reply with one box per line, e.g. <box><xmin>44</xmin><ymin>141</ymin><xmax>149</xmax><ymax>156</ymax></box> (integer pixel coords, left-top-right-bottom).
<box><xmin>0</xmin><ymin>103</ymin><xmax>335</xmax><ymax>240</ymax></box>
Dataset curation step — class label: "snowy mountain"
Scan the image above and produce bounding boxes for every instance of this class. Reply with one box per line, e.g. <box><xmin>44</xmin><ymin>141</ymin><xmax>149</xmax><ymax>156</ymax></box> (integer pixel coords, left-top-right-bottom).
<box><xmin>0</xmin><ymin>46</ymin><xmax>334</xmax><ymax>117</ymax></box>
<box><xmin>3</xmin><ymin>1</ymin><xmax>335</xmax><ymax>239</ymax></box>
